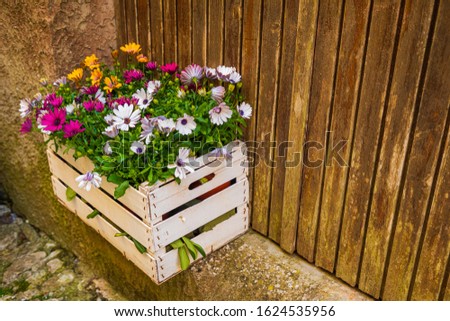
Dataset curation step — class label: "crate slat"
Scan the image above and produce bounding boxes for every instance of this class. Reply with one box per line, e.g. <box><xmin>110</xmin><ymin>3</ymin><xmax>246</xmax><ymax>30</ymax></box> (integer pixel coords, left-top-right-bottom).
<box><xmin>151</xmin><ymin>161</ymin><xmax>248</xmax><ymax>219</ymax></box>
<box><xmin>49</xmin><ymin>146</ymin><xmax>149</xmax><ymax>221</ymax></box>
<box><xmin>51</xmin><ymin>176</ymin><xmax>157</xmax><ymax>282</ymax></box>
<box><xmin>153</xmin><ymin>176</ymin><xmax>248</xmax><ymax>248</ymax></box>
<box><xmin>157</xmin><ymin>203</ymin><xmax>249</xmax><ymax>282</ymax></box>
<box><xmin>47</xmin><ymin>150</ymin><xmax>153</xmax><ymax>251</ymax></box>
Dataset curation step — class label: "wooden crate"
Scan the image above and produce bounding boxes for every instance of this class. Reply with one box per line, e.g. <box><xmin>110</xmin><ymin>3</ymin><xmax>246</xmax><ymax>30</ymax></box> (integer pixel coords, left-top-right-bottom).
<box><xmin>46</xmin><ymin>141</ymin><xmax>249</xmax><ymax>284</ymax></box>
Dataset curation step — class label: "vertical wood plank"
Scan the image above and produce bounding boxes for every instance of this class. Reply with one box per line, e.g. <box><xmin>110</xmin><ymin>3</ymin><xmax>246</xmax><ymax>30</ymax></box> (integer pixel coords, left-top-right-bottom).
<box><xmin>315</xmin><ymin>0</ymin><xmax>371</xmax><ymax>272</ymax></box>
<box><xmin>163</xmin><ymin>0</ymin><xmax>177</xmax><ymax>63</ymax></box>
<box><xmin>411</xmin><ymin>123</ymin><xmax>450</xmax><ymax>300</ymax></box>
<box><xmin>444</xmin><ymin>274</ymin><xmax>450</xmax><ymax>301</ymax></box>
<box><xmin>149</xmin><ymin>0</ymin><xmax>164</xmax><ymax>63</ymax></box>
<box><xmin>177</xmin><ymin>0</ymin><xmax>192</xmax><ymax>67</ymax></box>
<box><xmin>136</xmin><ymin>0</ymin><xmax>150</xmax><ymax>54</ymax></box>
<box><xmin>207</xmin><ymin>0</ymin><xmax>224</xmax><ymax>66</ymax></box>
<box><xmin>125</xmin><ymin>0</ymin><xmax>138</xmax><ymax>42</ymax></box>
<box><xmin>281</xmin><ymin>0</ymin><xmax>319</xmax><ymax>253</ymax></box>
<box><xmin>295</xmin><ymin>0</ymin><xmax>344</xmax><ymax>261</ymax></box>
<box><xmin>192</xmin><ymin>0</ymin><xmax>207</xmax><ymax>65</ymax></box>
<box><xmin>335</xmin><ymin>0</ymin><xmax>402</xmax><ymax>287</ymax></box>
<box><xmin>223</xmin><ymin>0</ymin><xmax>242</xmax><ymax>67</ymax></box>
<box><xmin>268</xmin><ymin>0</ymin><xmax>300</xmax><ymax>245</ymax></box>
<box><xmin>383</xmin><ymin>0</ymin><xmax>449</xmax><ymax>300</ymax></box>
<box><xmin>240</xmin><ymin>0</ymin><xmax>262</xmax><ymax>229</ymax></box>
<box><xmin>251</xmin><ymin>0</ymin><xmax>284</xmax><ymax>235</ymax></box>
<box><xmin>114</xmin><ymin>0</ymin><xmax>127</xmax><ymax>47</ymax></box>
<box><xmin>359</xmin><ymin>0</ymin><xmax>435</xmax><ymax>298</ymax></box>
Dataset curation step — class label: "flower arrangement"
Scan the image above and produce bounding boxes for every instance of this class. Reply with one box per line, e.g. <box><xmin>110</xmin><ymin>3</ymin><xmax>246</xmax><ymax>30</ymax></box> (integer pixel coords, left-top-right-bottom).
<box><xmin>19</xmin><ymin>42</ymin><xmax>252</xmax><ymax>269</ymax></box>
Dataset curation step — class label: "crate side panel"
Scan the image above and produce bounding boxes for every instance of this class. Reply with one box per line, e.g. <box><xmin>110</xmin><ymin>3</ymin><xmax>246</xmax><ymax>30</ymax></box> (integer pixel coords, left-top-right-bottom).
<box><xmin>51</xmin><ymin>176</ymin><xmax>157</xmax><ymax>282</ymax></box>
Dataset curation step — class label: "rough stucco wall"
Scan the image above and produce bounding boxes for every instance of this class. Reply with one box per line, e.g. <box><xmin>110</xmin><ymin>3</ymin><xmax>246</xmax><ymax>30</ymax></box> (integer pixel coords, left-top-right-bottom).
<box><xmin>0</xmin><ymin>0</ymin><xmax>203</xmax><ymax>300</ymax></box>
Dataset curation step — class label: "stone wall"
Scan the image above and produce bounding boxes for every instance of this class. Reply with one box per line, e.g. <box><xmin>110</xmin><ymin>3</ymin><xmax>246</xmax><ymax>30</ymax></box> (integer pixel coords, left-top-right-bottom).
<box><xmin>0</xmin><ymin>0</ymin><xmax>200</xmax><ymax>300</ymax></box>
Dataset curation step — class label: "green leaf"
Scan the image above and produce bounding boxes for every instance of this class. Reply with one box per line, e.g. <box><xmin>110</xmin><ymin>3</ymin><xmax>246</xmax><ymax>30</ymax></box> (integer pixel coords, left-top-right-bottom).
<box><xmin>114</xmin><ymin>180</ymin><xmax>130</xmax><ymax>199</ymax></box>
<box><xmin>132</xmin><ymin>239</ymin><xmax>147</xmax><ymax>254</ymax></box>
<box><xmin>66</xmin><ymin>187</ymin><xmax>76</xmax><ymax>201</ymax></box>
<box><xmin>114</xmin><ymin>232</ymin><xmax>128</xmax><ymax>237</ymax></box>
<box><xmin>170</xmin><ymin>239</ymin><xmax>184</xmax><ymax>249</ymax></box>
<box><xmin>178</xmin><ymin>246</ymin><xmax>190</xmax><ymax>270</ymax></box>
<box><xmin>86</xmin><ymin>210</ymin><xmax>99</xmax><ymax>219</ymax></box>
<box><xmin>182</xmin><ymin>236</ymin><xmax>197</xmax><ymax>260</ymax></box>
<box><xmin>192</xmin><ymin>241</ymin><xmax>206</xmax><ymax>258</ymax></box>
<box><xmin>107</xmin><ymin>173</ymin><xmax>125</xmax><ymax>185</ymax></box>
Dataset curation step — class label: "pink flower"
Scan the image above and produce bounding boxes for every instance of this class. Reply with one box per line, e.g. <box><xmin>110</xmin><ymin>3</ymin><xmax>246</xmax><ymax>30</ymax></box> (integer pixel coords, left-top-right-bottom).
<box><xmin>43</xmin><ymin>93</ymin><xmax>64</xmax><ymax>109</ymax></box>
<box><xmin>161</xmin><ymin>62</ymin><xmax>178</xmax><ymax>74</ymax></box>
<box><xmin>94</xmin><ymin>101</ymin><xmax>105</xmax><ymax>112</ymax></box>
<box><xmin>20</xmin><ymin>118</ymin><xmax>32</xmax><ymax>134</ymax></box>
<box><xmin>83</xmin><ymin>100</ymin><xmax>96</xmax><ymax>112</ymax></box>
<box><xmin>180</xmin><ymin>64</ymin><xmax>203</xmax><ymax>85</ymax></box>
<box><xmin>146</xmin><ymin>61</ymin><xmax>158</xmax><ymax>70</ymax></box>
<box><xmin>211</xmin><ymin>86</ymin><xmax>225</xmax><ymax>103</ymax></box>
<box><xmin>63</xmin><ymin>120</ymin><xmax>85</xmax><ymax>138</ymax></box>
<box><xmin>123</xmin><ymin>69</ymin><xmax>144</xmax><ymax>84</ymax></box>
<box><xmin>41</xmin><ymin>108</ymin><xmax>66</xmax><ymax>132</ymax></box>
<box><xmin>81</xmin><ymin>85</ymin><xmax>99</xmax><ymax>96</ymax></box>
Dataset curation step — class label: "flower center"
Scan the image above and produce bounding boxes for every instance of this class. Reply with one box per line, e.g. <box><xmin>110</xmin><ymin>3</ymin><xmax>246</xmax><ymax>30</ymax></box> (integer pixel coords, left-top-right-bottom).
<box><xmin>143</xmin><ymin>99</ymin><xmax>148</xmax><ymax>104</ymax></box>
<box><xmin>239</xmin><ymin>109</ymin><xmax>244</xmax><ymax>116</ymax></box>
<box><xmin>136</xmin><ymin>147</ymin><xmax>143</xmax><ymax>154</ymax></box>
<box><xmin>54</xmin><ymin>118</ymin><xmax>61</xmax><ymax>125</ymax></box>
<box><xmin>214</xmin><ymin>107</ymin><xmax>221</xmax><ymax>114</ymax></box>
<box><xmin>176</xmin><ymin>159</ymin><xmax>185</xmax><ymax>167</ymax></box>
<box><xmin>181</xmin><ymin>119</ymin><xmax>188</xmax><ymax>125</ymax></box>
<box><xmin>124</xmin><ymin>118</ymin><xmax>131</xmax><ymax>124</ymax></box>
<box><xmin>84</xmin><ymin>172</ymin><xmax>93</xmax><ymax>181</ymax></box>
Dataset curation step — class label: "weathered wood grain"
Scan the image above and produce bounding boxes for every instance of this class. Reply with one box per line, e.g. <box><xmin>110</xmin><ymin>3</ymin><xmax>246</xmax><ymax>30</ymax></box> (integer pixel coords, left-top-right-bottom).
<box><xmin>410</xmin><ymin>113</ymin><xmax>449</xmax><ymax>301</ymax></box>
<box><xmin>223</xmin><ymin>0</ymin><xmax>242</xmax><ymax>67</ymax></box>
<box><xmin>383</xmin><ymin>0</ymin><xmax>449</xmax><ymax>300</ymax></box>
<box><xmin>268</xmin><ymin>0</ymin><xmax>300</xmax><ymax>245</ymax></box>
<box><xmin>359</xmin><ymin>0</ymin><xmax>435</xmax><ymax>298</ymax></box>
<box><xmin>281</xmin><ymin>0</ymin><xmax>319</xmax><ymax>253</ymax></box>
<box><xmin>114</xmin><ymin>0</ymin><xmax>128</xmax><ymax>65</ymax></box>
<box><xmin>296</xmin><ymin>0</ymin><xmax>344</xmax><ymax>261</ymax></box>
<box><xmin>149</xmin><ymin>0</ymin><xmax>164</xmax><ymax>62</ymax></box>
<box><xmin>251</xmin><ymin>0</ymin><xmax>284</xmax><ymax>235</ymax></box>
<box><xmin>207</xmin><ymin>0</ymin><xmax>224</xmax><ymax>66</ymax></box>
<box><xmin>125</xmin><ymin>0</ymin><xmax>138</xmax><ymax>42</ymax></box>
<box><xmin>136</xmin><ymin>0</ymin><xmax>150</xmax><ymax>54</ymax></box>
<box><xmin>163</xmin><ymin>0</ymin><xmax>177</xmax><ymax>63</ymax></box>
<box><xmin>192</xmin><ymin>0</ymin><xmax>207</xmax><ymax>65</ymax></box>
<box><xmin>335</xmin><ymin>0</ymin><xmax>402</xmax><ymax>287</ymax></box>
<box><xmin>177</xmin><ymin>0</ymin><xmax>192</xmax><ymax>67</ymax></box>
<box><xmin>315</xmin><ymin>0</ymin><xmax>371</xmax><ymax>272</ymax></box>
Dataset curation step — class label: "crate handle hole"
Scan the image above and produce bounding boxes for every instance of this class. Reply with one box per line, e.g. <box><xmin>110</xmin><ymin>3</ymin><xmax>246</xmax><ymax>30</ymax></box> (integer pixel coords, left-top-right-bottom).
<box><xmin>188</xmin><ymin>173</ymin><xmax>216</xmax><ymax>190</ymax></box>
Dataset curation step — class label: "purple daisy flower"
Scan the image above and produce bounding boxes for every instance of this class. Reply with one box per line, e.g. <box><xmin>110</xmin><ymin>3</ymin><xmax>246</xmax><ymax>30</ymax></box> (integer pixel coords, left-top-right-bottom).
<box><xmin>63</xmin><ymin>120</ymin><xmax>85</xmax><ymax>138</ymax></box>
<box><xmin>20</xmin><ymin>118</ymin><xmax>32</xmax><ymax>134</ymax></box>
<box><xmin>41</xmin><ymin>108</ymin><xmax>66</xmax><ymax>132</ymax></box>
<box><xmin>180</xmin><ymin>64</ymin><xmax>203</xmax><ymax>85</ymax></box>
<box><xmin>160</xmin><ymin>62</ymin><xmax>178</xmax><ymax>74</ymax></box>
<box><xmin>123</xmin><ymin>69</ymin><xmax>144</xmax><ymax>84</ymax></box>
<box><xmin>146</xmin><ymin>61</ymin><xmax>158</xmax><ymax>70</ymax></box>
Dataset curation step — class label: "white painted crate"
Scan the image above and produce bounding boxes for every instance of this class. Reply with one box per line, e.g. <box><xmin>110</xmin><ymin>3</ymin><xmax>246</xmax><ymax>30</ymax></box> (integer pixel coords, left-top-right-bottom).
<box><xmin>46</xmin><ymin>141</ymin><xmax>249</xmax><ymax>284</ymax></box>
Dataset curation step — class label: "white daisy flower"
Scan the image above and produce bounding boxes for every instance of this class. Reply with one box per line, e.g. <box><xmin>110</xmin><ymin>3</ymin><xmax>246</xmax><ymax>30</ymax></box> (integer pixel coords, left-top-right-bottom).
<box><xmin>180</xmin><ymin>64</ymin><xmax>203</xmax><ymax>85</ymax></box>
<box><xmin>65</xmin><ymin>102</ymin><xmax>77</xmax><ymax>114</ymax></box>
<box><xmin>216</xmin><ymin>65</ymin><xmax>236</xmax><ymax>81</ymax></box>
<box><xmin>157</xmin><ymin>118</ymin><xmax>176</xmax><ymax>136</ymax></box>
<box><xmin>210</xmin><ymin>146</ymin><xmax>232</xmax><ymax>161</ymax></box>
<box><xmin>36</xmin><ymin>110</ymin><xmax>51</xmax><ymax>134</ymax></box>
<box><xmin>177</xmin><ymin>89</ymin><xmax>186</xmax><ymax>98</ymax></box>
<box><xmin>209</xmin><ymin>102</ymin><xmax>232</xmax><ymax>125</ymax></box>
<box><xmin>103</xmin><ymin>141</ymin><xmax>113</xmax><ymax>155</ymax></box>
<box><xmin>112</xmin><ymin>103</ymin><xmax>141</xmax><ymax>131</ymax></box>
<box><xmin>95</xmin><ymin>89</ymin><xmax>106</xmax><ymax>104</ymax></box>
<box><xmin>102</xmin><ymin>125</ymin><xmax>119</xmax><ymax>138</ymax></box>
<box><xmin>229</xmin><ymin>71</ymin><xmax>242</xmax><ymax>84</ymax></box>
<box><xmin>19</xmin><ymin>99</ymin><xmax>32</xmax><ymax>118</ymax></box>
<box><xmin>211</xmin><ymin>86</ymin><xmax>225</xmax><ymax>103</ymax></box>
<box><xmin>167</xmin><ymin>148</ymin><xmax>195</xmax><ymax>180</ymax></box>
<box><xmin>130</xmin><ymin>141</ymin><xmax>146</xmax><ymax>155</ymax></box>
<box><xmin>204</xmin><ymin>66</ymin><xmax>217</xmax><ymax>80</ymax></box>
<box><xmin>147</xmin><ymin>80</ymin><xmax>161</xmax><ymax>96</ymax></box>
<box><xmin>237</xmin><ymin>102</ymin><xmax>252</xmax><ymax>119</ymax></box>
<box><xmin>104</xmin><ymin>114</ymin><xmax>115</xmax><ymax>125</ymax></box>
<box><xmin>133</xmin><ymin>88</ymin><xmax>152</xmax><ymax>109</ymax></box>
<box><xmin>176</xmin><ymin>114</ymin><xmax>196</xmax><ymax>135</ymax></box>
<box><xmin>75</xmin><ymin>171</ymin><xmax>102</xmax><ymax>192</ymax></box>
<box><xmin>139</xmin><ymin>118</ymin><xmax>154</xmax><ymax>144</ymax></box>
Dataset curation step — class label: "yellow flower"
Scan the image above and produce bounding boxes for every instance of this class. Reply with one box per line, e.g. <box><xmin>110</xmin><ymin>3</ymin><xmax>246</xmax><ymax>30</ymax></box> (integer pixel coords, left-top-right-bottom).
<box><xmin>91</xmin><ymin>68</ymin><xmax>103</xmax><ymax>86</ymax></box>
<box><xmin>84</xmin><ymin>54</ymin><xmax>100</xmax><ymax>70</ymax></box>
<box><xmin>103</xmin><ymin>76</ymin><xmax>122</xmax><ymax>93</ymax></box>
<box><xmin>68</xmin><ymin>68</ymin><xmax>83</xmax><ymax>82</ymax></box>
<box><xmin>111</xmin><ymin>49</ymin><xmax>119</xmax><ymax>60</ymax></box>
<box><xmin>120</xmin><ymin>42</ymin><xmax>141</xmax><ymax>55</ymax></box>
<box><xmin>136</xmin><ymin>54</ymin><xmax>149</xmax><ymax>63</ymax></box>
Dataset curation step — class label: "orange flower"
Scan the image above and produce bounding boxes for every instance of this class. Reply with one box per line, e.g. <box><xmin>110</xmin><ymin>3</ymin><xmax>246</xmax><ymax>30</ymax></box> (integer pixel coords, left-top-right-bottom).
<box><xmin>84</xmin><ymin>54</ymin><xmax>100</xmax><ymax>70</ymax></box>
<box><xmin>103</xmin><ymin>76</ymin><xmax>122</xmax><ymax>93</ymax></box>
<box><xmin>136</xmin><ymin>54</ymin><xmax>149</xmax><ymax>63</ymax></box>
<box><xmin>111</xmin><ymin>49</ymin><xmax>119</xmax><ymax>60</ymax></box>
<box><xmin>120</xmin><ymin>42</ymin><xmax>141</xmax><ymax>55</ymax></box>
<box><xmin>91</xmin><ymin>68</ymin><xmax>103</xmax><ymax>86</ymax></box>
<box><xmin>68</xmin><ymin>68</ymin><xmax>83</xmax><ymax>82</ymax></box>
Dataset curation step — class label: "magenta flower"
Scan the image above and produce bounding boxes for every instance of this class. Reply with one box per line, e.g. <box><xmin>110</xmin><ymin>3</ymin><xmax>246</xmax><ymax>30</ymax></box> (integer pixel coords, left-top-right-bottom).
<box><xmin>123</xmin><ymin>69</ymin><xmax>144</xmax><ymax>84</ymax></box>
<box><xmin>146</xmin><ymin>61</ymin><xmax>158</xmax><ymax>70</ymax></box>
<box><xmin>43</xmin><ymin>93</ymin><xmax>63</xmax><ymax>109</ymax></box>
<box><xmin>81</xmin><ymin>85</ymin><xmax>99</xmax><ymax>96</ymax></box>
<box><xmin>83</xmin><ymin>100</ymin><xmax>96</xmax><ymax>112</ymax></box>
<box><xmin>20</xmin><ymin>118</ymin><xmax>32</xmax><ymax>134</ymax></box>
<box><xmin>63</xmin><ymin>120</ymin><xmax>85</xmax><ymax>138</ymax></box>
<box><xmin>180</xmin><ymin>64</ymin><xmax>203</xmax><ymax>85</ymax></box>
<box><xmin>41</xmin><ymin>108</ymin><xmax>66</xmax><ymax>132</ymax></box>
<box><xmin>160</xmin><ymin>62</ymin><xmax>178</xmax><ymax>74</ymax></box>
<box><xmin>94</xmin><ymin>101</ymin><xmax>105</xmax><ymax>112</ymax></box>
